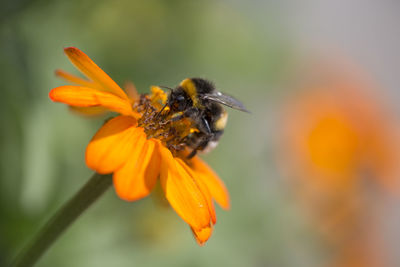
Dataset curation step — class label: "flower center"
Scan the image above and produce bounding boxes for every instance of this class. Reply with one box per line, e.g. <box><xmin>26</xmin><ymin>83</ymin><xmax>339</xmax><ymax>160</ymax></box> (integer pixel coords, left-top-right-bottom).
<box><xmin>134</xmin><ymin>87</ymin><xmax>198</xmax><ymax>156</ymax></box>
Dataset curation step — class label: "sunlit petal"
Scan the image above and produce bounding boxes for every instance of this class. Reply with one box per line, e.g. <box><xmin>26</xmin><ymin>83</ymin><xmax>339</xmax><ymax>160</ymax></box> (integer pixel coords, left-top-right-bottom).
<box><xmin>124</xmin><ymin>81</ymin><xmax>140</xmax><ymax>103</ymax></box>
<box><xmin>69</xmin><ymin>106</ymin><xmax>108</xmax><ymax>116</ymax></box>
<box><xmin>64</xmin><ymin>47</ymin><xmax>129</xmax><ymax>100</ymax></box>
<box><xmin>86</xmin><ymin>116</ymin><xmax>143</xmax><ymax>174</ymax></box>
<box><xmin>113</xmin><ymin>139</ymin><xmax>161</xmax><ymax>201</ymax></box>
<box><xmin>179</xmin><ymin>158</ymin><xmax>216</xmax><ymax>224</ymax></box>
<box><xmin>49</xmin><ymin>85</ymin><xmax>134</xmax><ymax>116</ymax></box>
<box><xmin>55</xmin><ymin>69</ymin><xmax>100</xmax><ymax>89</ymax></box>
<box><xmin>191</xmin><ymin>157</ymin><xmax>230</xmax><ymax>209</ymax></box>
<box><xmin>191</xmin><ymin>224</ymin><xmax>213</xmax><ymax>246</ymax></box>
<box><xmin>159</xmin><ymin>146</ymin><xmax>211</xmax><ymax>230</ymax></box>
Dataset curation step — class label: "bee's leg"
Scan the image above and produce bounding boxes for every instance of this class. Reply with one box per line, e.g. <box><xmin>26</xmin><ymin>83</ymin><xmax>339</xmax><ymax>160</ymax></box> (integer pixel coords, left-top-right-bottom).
<box><xmin>186</xmin><ymin>134</ymin><xmax>211</xmax><ymax>159</ymax></box>
<box><xmin>197</xmin><ymin>117</ymin><xmax>212</xmax><ymax>134</ymax></box>
<box><xmin>187</xmin><ymin>141</ymin><xmax>205</xmax><ymax>159</ymax></box>
<box><xmin>170</xmin><ymin>107</ymin><xmax>200</xmax><ymax>122</ymax></box>
<box><xmin>186</xmin><ymin>117</ymin><xmax>212</xmax><ymax>159</ymax></box>
<box><xmin>187</xmin><ymin>149</ymin><xmax>198</xmax><ymax>159</ymax></box>
<box><xmin>170</xmin><ymin>113</ymin><xmax>184</xmax><ymax>122</ymax></box>
<box><xmin>155</xmin><ymin>103</ymin><xmax>168</xmax><ymax>118</ymax></box>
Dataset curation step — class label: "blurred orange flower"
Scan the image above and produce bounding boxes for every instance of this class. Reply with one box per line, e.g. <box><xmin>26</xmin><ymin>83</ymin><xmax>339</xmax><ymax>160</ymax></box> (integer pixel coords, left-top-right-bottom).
<box><xmin>280</xmin><ymin>63</ymin><xmax>400</xmax><ymax>266</ymax></box>
<box><xmin>49</xmin><ymin>47</ymin><xmax>230</xmax><ymax>245</ymax></box>
<box><xmin>282</xmin><ymin>72</ymin><xmax>399</xmax><ymax>193</ymax></box>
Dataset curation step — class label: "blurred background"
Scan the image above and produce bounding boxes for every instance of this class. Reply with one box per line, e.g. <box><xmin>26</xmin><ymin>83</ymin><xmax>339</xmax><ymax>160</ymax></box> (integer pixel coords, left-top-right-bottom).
<box><xmin>1</xmin><ymin>0</ymin><xmax>400</xmax><ymax>266</ymax></box>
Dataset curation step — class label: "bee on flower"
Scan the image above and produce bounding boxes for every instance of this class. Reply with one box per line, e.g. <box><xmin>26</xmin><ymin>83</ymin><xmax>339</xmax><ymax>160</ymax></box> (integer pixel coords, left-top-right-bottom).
<box><xmin>49</xmin><ymin>47</ymin><xmax>246</xmax><ymax>244</ymax></box>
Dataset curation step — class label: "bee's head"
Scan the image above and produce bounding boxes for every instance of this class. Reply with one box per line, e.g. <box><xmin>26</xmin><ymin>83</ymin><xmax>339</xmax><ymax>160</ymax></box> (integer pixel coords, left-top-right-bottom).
<box><xmin>167</xmin><ymin>87</ymin><xmax>192</xmax><ymax>112</ymax></box>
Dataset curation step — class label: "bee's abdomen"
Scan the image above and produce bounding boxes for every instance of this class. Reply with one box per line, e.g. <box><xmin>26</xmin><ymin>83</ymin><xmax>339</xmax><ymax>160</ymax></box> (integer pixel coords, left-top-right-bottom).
<box><xmin>213</xmin><ymin>110</ymin><xmax>228</xmax><ymax>131</ymax></box>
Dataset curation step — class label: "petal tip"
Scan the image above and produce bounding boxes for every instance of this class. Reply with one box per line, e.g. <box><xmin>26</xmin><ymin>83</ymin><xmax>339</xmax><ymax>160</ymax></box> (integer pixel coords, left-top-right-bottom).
<box><xmin>220</xmin><ymin>196</ymin><xmax>231</xmax><ymax>210</ymax></box>
<box><xmin>64</xmin><ymin>46</ymin><xmax>79</xmax><ymax>54</ymax></box>
<box><xmin>54</xmin><ymin>69</ymin><xmax>63</xmax><ymax>77</ymax></box>
<box><xmin>48</xmin><ymin>89</ymin><xmax>56</xmax><ymax>101</ymax></box>
<box><xmin>191</xmin><ymin>225</ymin><xmax>213</xmax><ymax>246</ymax></box>
<box><xmin>63</xmin><ymin>47</ymin><xmax>85</xmax><ymax>60</ymax></box>
<box><xmin>222</xmin><ymin>202</ymin><xmax>231</xmax><ymax>210</ymax></box>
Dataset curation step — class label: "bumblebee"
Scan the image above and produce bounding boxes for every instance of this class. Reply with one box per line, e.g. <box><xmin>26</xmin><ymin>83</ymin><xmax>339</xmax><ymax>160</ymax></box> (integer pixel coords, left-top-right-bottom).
<box><xmin>164</xmin><ymin>78</ymin><xmax>248</xmax><ymax>158</ymax></box>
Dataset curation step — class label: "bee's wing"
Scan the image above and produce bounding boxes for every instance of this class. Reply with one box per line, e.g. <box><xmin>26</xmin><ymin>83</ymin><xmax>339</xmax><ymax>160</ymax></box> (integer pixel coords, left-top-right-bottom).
<box><xmin>203</xmin><ymin>91</ymin><xmax>250</xmax><ymax>113</ymax></box>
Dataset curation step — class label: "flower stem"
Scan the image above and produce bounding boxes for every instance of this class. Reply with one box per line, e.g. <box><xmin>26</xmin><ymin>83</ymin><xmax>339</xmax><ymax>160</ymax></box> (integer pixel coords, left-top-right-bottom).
<box><xmin>12</xmin><ymin>173</ymin><xmax>112</xmax><ymax>267</ymax></box>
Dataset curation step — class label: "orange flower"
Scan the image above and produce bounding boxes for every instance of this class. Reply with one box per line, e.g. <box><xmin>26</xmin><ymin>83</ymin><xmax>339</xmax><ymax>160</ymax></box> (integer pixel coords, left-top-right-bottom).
<box><xmin>280</xmin><ymin>64</ymin><xmax>400</xmax><ymax>266</ymax></box>
<box><xmin>49</xmin><ymin>47</ymin><xmax>230</xmax><ymax>245</ymax></box>
<box><xmin>281</xmin><ymin>77</ymin><xmax>400</xmax><ymax>192</ymax></box>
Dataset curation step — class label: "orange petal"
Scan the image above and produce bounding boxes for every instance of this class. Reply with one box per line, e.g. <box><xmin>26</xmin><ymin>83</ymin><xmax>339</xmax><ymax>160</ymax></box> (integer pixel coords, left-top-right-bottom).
<box><xmin>191</xmin><ymin>224</ymin><xmax>213</xmax><ymax>246</ymax></box>
<box><xmin>178</xmin><ymin>158</ymin><xmax>216</xmax><ymax>224</ymax></box>
<box><xmin>49</xmin><ymin>85</ymin><xmax>134</xmax><ymax>116</ymax></box>
<box><xmin>85</xmin><ymin>116</ymin><xmax>143</xmax><ymax>174</ymax></box>
<box><xmin>124</xmin><ymin>81</ymin><xmax>140</xmax><ymax>103</ymax></box>
<box><xmin>64</xmin><ymin>47</ymin><xmax>128</xmax><ymax>100</ymax></box>
<box><xmin>113</xmin><ymin>139</ymin><xmax>161</xmax><ymax>201</ymax></box>
<box><xmin>69</xmin><ymin>106</ymin><xmax>108</xmax><ymax>116</ymax></box>
<box><xmin>159</xmin><ymin>146</ymin><xmax>211</xmax><ymax>230</ymax></box>
<box><xmin>191</xmin><ymin>157</ymin><xmax>230</xmax><ymax>209</ymax></box>
<box><xmin>55</xmin><ymin>69</ymin><xmax>100</xmax><ymax>89</ymax></box>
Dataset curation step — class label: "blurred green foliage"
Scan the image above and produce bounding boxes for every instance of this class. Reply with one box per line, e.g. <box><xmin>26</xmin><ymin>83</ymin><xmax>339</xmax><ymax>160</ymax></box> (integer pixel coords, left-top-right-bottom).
<box><xmin>0</xmin><ymin>0</ymin><xmax>309</xmax><ymax>266</ymax></box>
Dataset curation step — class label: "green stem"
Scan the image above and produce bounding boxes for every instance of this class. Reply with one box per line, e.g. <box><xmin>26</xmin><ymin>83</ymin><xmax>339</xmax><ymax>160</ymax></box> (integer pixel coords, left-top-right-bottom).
<box><xmin>12</xmin><ymin>173</ymin><xmax>113</xmax><ymax>267</ymax></box>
